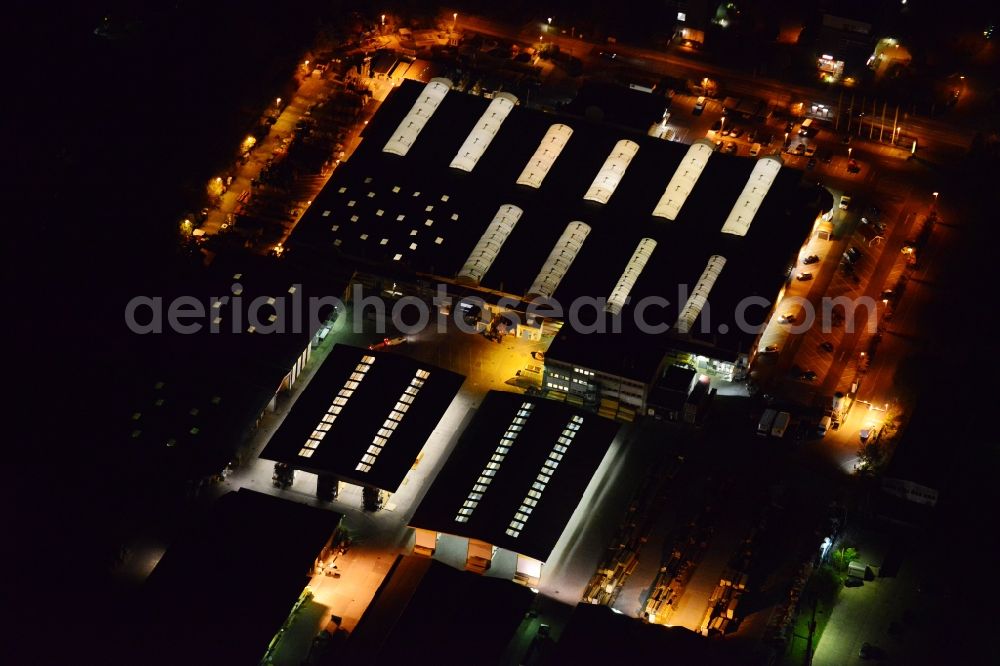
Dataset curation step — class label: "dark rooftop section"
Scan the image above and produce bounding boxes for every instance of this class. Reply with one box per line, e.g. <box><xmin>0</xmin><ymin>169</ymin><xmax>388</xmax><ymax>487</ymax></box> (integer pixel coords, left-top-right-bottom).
<box><xmin>564</xmin><ymin>79</ymin><xmax>669</xmax><ymax>132</ymax></box>
<box><xmin>288</xmin><ymin>79</ymin><xmax>816</xmax><ymax>373</ymax></box>
<box><xmin>410</xmin><ymin>391</ymin><xmax>619</xmax><ymax>562</ymax></box>
<box><xmin>261</xmin><ymin>344</ymin><xmax>463</xmax><ymax>491</ymax></box>
<box><xmin>124</xmin><ymin>254</ymin><xmax>352</xmax><ymax>479</ymax></box>
<box><xmin>550</xmin><ymin>604</ymin><xmax>751</xmax><ymax>665</ymax></box>
<box><xmin>648</xmin><ymin>364</ymin><xmax>697</xmax><ymax>409</ymax></box>
<box><xmin>129</xmin><ymin>489</ymin><xmax>340</xmax><ymax>666</ymax></box>
<box><xmin>342</xmin><ymin>554</ymin><xmax>533</xmax><ymax>664</ymax></box>
<box><xmin>884</xmin><ymin>399</ymin><xmax>955</xmax><ymax>491</ymax></box>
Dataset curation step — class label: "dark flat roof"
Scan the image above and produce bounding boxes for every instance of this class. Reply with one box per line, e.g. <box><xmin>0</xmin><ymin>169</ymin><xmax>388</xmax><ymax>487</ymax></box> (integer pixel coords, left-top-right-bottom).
<box><xmin>550</xmin><ymin>604</ymin><xmax>751</xmax><ymax>665</ymax></box>
<box><xmin>410</xmin><ymin>391</ymin><xmax>619</xmax><ymax>562</ymax></box>
<box><xmin>130</xmin><ymin>489</ymin><xmax>340</xmax><ymax>666</ymax></box>
<box><xmin>124</xmin><ymin>255</ymin><xmax>352</xmax><ymax>479</ymax></box>
<box><xmin>288</xmin><ymin>79</ymin><xmax>816</xmax><ymax>371</ymax></box>
<box><xmin>261</xmin><ymin>344</ymin><xmax>464</xmax><ymax>491</ymax></box>
<box><xmin>564</xmin><ymin>79</ymin><xmax>669</xmax><ymax>132</ymax></box>
<box><xmin>343</xmin><ymin>554</ymin><xmax>533</xmax><ymax>664</ymax></box>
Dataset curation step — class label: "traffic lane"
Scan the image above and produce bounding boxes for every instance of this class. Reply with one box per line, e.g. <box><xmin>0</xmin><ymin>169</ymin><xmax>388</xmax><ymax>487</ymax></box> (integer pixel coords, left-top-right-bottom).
<box><xmin>456</xmin><ymin>13</ymin><xmax>975</xmax><ymax>150</ymax></box>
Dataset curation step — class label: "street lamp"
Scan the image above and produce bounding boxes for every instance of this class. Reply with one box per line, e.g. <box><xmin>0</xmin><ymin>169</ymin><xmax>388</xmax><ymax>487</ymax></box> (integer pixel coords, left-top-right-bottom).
<box><xmin>381</xmin><ymin>14</ymin><xmax>385</xmax><ymax>26</ymax></box>
<box><xmin>848</xmin><ymin>147</ymin><xmax>853</xmax><ymax>159</ymax></box>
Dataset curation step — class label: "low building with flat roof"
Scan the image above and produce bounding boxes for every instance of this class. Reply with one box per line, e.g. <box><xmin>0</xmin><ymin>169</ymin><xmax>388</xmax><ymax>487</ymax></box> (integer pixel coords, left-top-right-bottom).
<box><xmin>341</xmin><ymin>554</ymin><xmax>534</xmax><ymax>664</ymax></box>
<box><xmin>121</xmin><ymin>489</ymin><xmax>342</xmax><ymax>666</ymax></box>
<box><xmin>123</xmin><ymin>254</ymin><xmax>351</xmax><ymax>484</ymax></box>
<box><xmin>409</xmin><ymin>390</ymin><xmax>619</xmax><ymax>585</ymax></box>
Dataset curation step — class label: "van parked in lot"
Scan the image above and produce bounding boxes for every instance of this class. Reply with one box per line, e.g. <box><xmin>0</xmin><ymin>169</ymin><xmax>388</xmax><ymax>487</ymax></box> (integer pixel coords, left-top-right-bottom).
<box><xmin>817</xmin><ymin>415</ymin><xmax>832</xmax><ymax>436</ymax></box>
<box><xmin>693</xmin><ymin>96</ymin><xmax>706</xmax><ymax>115</ymax></box>
<box><xmin>749</xmin><ymin>143</ymin><xmax>762</xmax><ymax>156</ymax></box>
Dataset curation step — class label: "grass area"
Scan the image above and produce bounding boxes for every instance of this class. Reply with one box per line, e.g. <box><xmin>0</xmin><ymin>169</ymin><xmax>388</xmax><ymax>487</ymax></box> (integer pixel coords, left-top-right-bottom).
<box><xmin>783</xmin><ymin>599</ymin><xmax>834</xmax><ymax>666</ymax></box>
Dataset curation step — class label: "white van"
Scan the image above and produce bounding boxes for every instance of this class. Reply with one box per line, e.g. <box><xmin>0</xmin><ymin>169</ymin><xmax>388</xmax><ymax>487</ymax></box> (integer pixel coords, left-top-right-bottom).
<box><xmin>771</xmin><ymin>411</ymin><xmax>791</xmax><ymax>438</ymax></box>
<box><xmin>693</xmin><ymin>96</ymin><xmax>706</xmax><ymax>115</ymax></box>
<box><xmin>817</xmin><ymin>415</ymin><xmax>832</xmax><ymax>436</ymax></box>
<box><xmin>749</xmin><ymin>143</ymin><xmax>762</xmax><ymax>156</ymax></box>
<box><xmin>798</xmin><ymin>118</ymin><xmax>814</xmax><ymax>135</ymax></box>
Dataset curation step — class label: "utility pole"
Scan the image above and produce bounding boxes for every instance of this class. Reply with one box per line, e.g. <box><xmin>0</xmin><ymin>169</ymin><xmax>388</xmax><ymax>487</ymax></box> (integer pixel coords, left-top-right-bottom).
<box><xmin>835</xmin><ymin>88</ymin><xmax>844</xmax><ymax>131</ymax></box>
<box><xmin>857</xmin><ymin>96</ymin><xmax>866</xmax><ymax>137</ymax></box>
<box><xmin>869</xmin><ymin>98</ymin><xmax>877</xmax><ymax>140</ymax></box>
<box><xmin>879</xmin><ymin>101</ymin><xmax>887</xmax><ymax>143</ymax></box>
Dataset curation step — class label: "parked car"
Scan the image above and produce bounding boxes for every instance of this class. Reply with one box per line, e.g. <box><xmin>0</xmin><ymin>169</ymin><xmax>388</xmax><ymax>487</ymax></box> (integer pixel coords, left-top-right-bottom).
<box><xmin>793</xmin><ymin>143</ymin><xmax>806</xmax><ymax>155</ymax></box>
<box><xmin>804</xmin><ymin>144</ymin><xmax>817</xmax><ymax>157</ymax></box>
<box><xmin>724</xmin><ymin>141</ymin><xmax>738</xmax><ymax>154</ymax></box>
<box><xmin>780</xmin><ymin>312</ymin><xmax>796</xmax><ymax>323</ymax></box>
<box><xmin>693</xmin><ymin>96</ymin><xmax>706</xmax><ymax>114</ymax></box>
<box><xmin>847</xmin><ymin>159</ymin><xmax>861</xmax><ymax>173</ymax></box>
<box><xmin>799</xmin><ymin>370</ymin><xmax>817</xmax><ymax>381</ymax></box>
<box><xmin>796</xmin><ymin>271</ymin><xmax>813</xmax><ymax>281</ymax></box>
<box><xmin>845</xmin><ymin>577</ymin><xmax>864</xmax><ymax>588</ymax></box>
<box><xmin>730</xmin><ymin>127</ymin><xmax>743</xmax><ymax>138</ymax></box>
<box><xmin>749</xmin><ymin>142</ymin><xmax>762</xmax><ymax>156</ymax></box>
<box><xmin>806</xmin><ymin>157</ymin><xmax>817</xmax><ymax>169</ymax></box>
<box><xmin>839</xmin><ymin>194</ymin><xmax>852</xmax><ymax>209</ymax></box>
<box><xmin>802</xmin><ymin>254</ymin><xmax>820</xmax><ymax>264</ymax></box>
<box><xmin>762</xmin><ymin>345</ymin><xmax>780</xmax><ymax>353</ymax></box>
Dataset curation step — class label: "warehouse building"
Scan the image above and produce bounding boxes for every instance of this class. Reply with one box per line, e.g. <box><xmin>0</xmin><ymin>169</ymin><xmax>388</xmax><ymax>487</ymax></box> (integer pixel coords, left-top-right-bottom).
<box><xmin>409</xmin><ymin>391</ymin><xmax>619</xmax><ymax>587</ymax></box>
<box><xmin>261</xmin><ymin>343</ymin><xmax>463</xmax><ymax>508</ymax></box>
<box><xmin>120</xmin><ymin>489</ymin><xmax>343</xmax><ymax>666</ymax></box>
<box><xmin>287</xmin><ymin>79</ymin><xmax>819</xmax><ymax>416</ymax></box>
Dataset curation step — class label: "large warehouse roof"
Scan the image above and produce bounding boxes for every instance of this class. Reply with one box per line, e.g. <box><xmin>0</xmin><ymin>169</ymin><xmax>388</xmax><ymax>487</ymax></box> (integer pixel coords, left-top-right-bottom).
<box><xmin>261</xmin><ymin>344</ymin><xmax>463</xmax><ymax>491</ymax></box>
<box><xmin>410</xmin><ymin>391</ymin><xmax>618</xmax><ymax>562</ymax></box>
<box><xmin>288</xmin><ymin>80</ymin><xmax>818</xmax><ymax>365</ymax></box>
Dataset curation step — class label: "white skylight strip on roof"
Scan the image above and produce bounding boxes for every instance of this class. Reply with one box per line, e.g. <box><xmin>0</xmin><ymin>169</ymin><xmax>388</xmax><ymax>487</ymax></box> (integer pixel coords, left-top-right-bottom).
<box><xmin>454</xmin><ymin>401</ymin><xmax>535</xmax><ymax>523</ymax></box>
<box><xmin>382</xmin><ymin>78</ymin><xmax>453</xmax><ymax>157</ymax></box>
<box><xmin>506</xmin><ymin>414</ymin><xmax>585</xmax><ymax>538</ymax></box>
<box><xmin>720</xmin><ymin>155</ymin><xmax>783</xmax><ymax>236</ymax></box>
<box><xmin>354</xmin><ymin>367</ymin><xmax>430</xmax><ymax>473</ymax></box>
<box><xmin>449</xmin><ymin>92</ymin><xmax>518</xmax><ymax>172</ymax></box>
<box><xmin>516</xmin><ymin>123</ymin><xmax>574</xmax><ymax>188</ymax></box>
<box><xmin>583</xmin><ymin>139</ymin><xmax>640</xmax><ymax>204</ymax></box>
<box><xmin>675</xmin><ymin>255</ymin><xmax>727</xmax><ymax>334</ymax></box>
<box><xmin>526</xmin><ymin>221</ymin><xmax>591</xmax><ymax>300</ymax></box>
<box><xmin>606</xmin><ymin>238</ymin><xmax>657</xmax><ymax>316</ymax></box>
<box><xmin>299</xmin><ymin>356</ymin><xmax>375</xmax><ymax>458</ymax></box>
<box><xmin>455</xmin><ymin>204</ymin><xmax>524</xmax><ymax>283</ymax></box>
<box><xmin>652</xmin><ymin>139</ymin><xmax>715</xmax><ymax>220</ymax></box>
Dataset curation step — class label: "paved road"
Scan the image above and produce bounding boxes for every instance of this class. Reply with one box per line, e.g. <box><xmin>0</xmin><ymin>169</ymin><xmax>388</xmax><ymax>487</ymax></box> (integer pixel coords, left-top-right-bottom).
<box><xmin>456</xmin><ymin>15</ymin><xmax>975</xmax><ymax>154</ymax></box>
